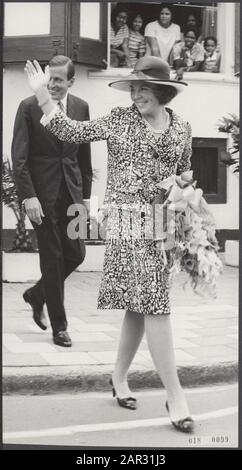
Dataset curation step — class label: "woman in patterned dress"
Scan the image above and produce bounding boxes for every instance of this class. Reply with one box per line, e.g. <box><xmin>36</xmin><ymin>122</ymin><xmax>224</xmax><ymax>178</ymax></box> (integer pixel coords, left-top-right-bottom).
<box><xmin>25</xmin><ymin>56</ymin><xmax>194</xmax><ymax>433</ymax></box>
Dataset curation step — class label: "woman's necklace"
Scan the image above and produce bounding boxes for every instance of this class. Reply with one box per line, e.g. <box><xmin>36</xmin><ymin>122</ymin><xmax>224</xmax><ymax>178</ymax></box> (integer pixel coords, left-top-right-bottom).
<box><xmin>142</xmin><ymin>110</ymin><xmax>170</xmax><ymax>137</ymax></box>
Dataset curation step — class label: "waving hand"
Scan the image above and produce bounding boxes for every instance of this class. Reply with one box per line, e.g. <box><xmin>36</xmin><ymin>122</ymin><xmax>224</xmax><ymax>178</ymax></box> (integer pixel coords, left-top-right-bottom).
<box><xmin>24</xmin><ymin>60</ymin><xmax>50</xmax><ymax>93</ymax></box>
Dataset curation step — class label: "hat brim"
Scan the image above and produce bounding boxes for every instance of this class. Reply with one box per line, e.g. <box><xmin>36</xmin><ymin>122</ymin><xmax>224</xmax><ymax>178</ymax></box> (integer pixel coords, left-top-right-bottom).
<box><xmin>108</xmin><ymin>74</ymin><xmax>187</xmax><ymax>94</ymax></box>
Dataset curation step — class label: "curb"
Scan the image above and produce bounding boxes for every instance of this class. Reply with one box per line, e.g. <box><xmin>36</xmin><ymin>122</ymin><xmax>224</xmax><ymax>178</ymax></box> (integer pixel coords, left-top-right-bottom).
<box><xmin>3</xmin><ymin>361</ymin><xmax>238</xmax><ymax>395</ymax></box>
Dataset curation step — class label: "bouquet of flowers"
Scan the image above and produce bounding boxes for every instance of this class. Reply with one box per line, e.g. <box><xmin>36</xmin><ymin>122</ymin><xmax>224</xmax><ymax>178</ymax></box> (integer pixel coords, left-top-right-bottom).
<box><xmin>155</xmin><ymin>170</ymin><xmax>223</xmax><ymax>298</ymax></box>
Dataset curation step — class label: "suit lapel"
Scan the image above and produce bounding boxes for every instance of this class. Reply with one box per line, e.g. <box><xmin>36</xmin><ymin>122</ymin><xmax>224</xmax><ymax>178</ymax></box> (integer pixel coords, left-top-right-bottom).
<box><xmin>67</xmin><ymin>93</ymin><xmax>86</xmax><ymax>120</ymax></box>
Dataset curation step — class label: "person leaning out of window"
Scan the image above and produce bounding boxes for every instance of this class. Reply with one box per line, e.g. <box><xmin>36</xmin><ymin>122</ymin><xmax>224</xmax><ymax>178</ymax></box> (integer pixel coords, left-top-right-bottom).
<box><xmin>110</xmin><ymin>7</ymin><xmax>131</xmax><ymax>67</ymax></box>
<box><xmin>200</xmin><ymin>36</ymin><xmax>221</xmax><ymax>73</ymax></box>
<box><xmin>172</xmin><ymin>28</ymin><xmax>204</xmax><ymax>80</ymax></box>
<box><xmin>127</xmin><ymin>13</ymin><xmax>146</xmax><ymax>68</ymax></box>
<box><xmin>144</xmin><ymin>4</ymin><xmax>181</xmax><ymax>63</ymax></box>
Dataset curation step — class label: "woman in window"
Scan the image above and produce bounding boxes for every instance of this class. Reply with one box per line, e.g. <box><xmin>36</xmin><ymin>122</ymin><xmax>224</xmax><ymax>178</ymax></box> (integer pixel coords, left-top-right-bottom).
<box><xmin>200</xmin><ymin>36</ymin><xmax>221</xmax><ymax>73</ymax></box>
<box><xmin>25</xmin><ymin>56</ymin><xmax>195</xmax><ymax>434</ymax></box>
<box><xmin>128</xmin><ymin>13</ymin><xmax>146</xmax><ymax>68</ymax></box>
<box><xmin>173</xmin><ymin>28</ymin><xmax>205</xmax><ymax>80</ymax></box>
<box><xmin>144</xmin><ymin>4</ymin><xmax>181</xmax><ymax>63</ymax></box>
<box><xmin>110</xmin><ymin>7</ymin><xmax>131</xmax><ymax>68</ymax></box>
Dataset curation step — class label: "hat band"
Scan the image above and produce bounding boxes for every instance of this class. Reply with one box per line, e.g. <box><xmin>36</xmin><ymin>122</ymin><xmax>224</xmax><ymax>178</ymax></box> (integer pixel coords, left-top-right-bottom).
<box><xmin>131</xmin><ymin>69</ymin><xmax>170</xmax><ymax>81</ymax></box>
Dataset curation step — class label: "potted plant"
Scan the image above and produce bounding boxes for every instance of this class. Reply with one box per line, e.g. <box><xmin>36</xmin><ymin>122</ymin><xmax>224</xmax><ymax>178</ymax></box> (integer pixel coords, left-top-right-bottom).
<box><xmin>218</xmin><ymin>114</ymin><xmax>239</xmax><ymax>266</ymax></box>
<box><xmin>2</xmin><ymin>156</ymin><xmax>41</xmax><ymax>281</ymax></box>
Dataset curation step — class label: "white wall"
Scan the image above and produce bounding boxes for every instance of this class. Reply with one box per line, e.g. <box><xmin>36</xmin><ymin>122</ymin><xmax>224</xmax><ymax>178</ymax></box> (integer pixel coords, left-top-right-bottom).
<box><xmin>3</xmin><ymin>64</ymin><xmax>239</xmax><ymax>230</ymax></box>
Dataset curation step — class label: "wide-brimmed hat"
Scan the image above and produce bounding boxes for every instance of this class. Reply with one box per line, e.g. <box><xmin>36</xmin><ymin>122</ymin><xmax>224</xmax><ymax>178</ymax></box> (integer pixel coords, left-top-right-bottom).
<box><xmin>108</xmin><ymin>56</ymin><xmax>187</xmax><ymax>94</ymax></box>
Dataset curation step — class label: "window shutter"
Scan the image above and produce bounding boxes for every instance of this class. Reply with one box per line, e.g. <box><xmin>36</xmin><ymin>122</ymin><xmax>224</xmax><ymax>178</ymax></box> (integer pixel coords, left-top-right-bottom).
<box><xmin>71</xmin><ymin>3</ymin><xmax>107</xmax><ymax>68</ymax></box>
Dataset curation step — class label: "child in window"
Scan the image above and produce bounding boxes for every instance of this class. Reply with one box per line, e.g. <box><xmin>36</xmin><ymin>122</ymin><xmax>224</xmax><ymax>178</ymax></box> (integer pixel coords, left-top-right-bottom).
<box><xmin>172</xmin><ymin>28</ymin><xmax>204</xmax><ymax>80</ymax></box>
<box><xmin>128</xmin><ymin>14</ymin><xmax>146</xmax><ymax>68</ymax></box>
<box><xmin>201</xmin><ymin>36</ymin><xmax>221</xmax><ymax>72</ymax></box>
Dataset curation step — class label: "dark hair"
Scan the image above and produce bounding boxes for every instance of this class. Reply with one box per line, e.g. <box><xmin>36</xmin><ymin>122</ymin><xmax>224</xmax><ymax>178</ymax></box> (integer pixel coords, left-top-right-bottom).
<box><xmin>111</xmin><ymin>6</ymin><xmax>129</xmax><ymax>26</ymax></box>
<box><xmin>148</xmin><ymin>83</ymin><xmax>178</xmax><ymax>105</ymax></box>
<box><xmin>186</xmin><ymin>12</ymin><xmax>202</xmax><ymax>28</ymax></box>
<box><xmin>49</xmin><ymin>55</ymin><xmax>75</xmax><ymax>80</ymax></box>
<box><xmin>159</xmin><ymin>3</ymin><xmax>173</xmax><ymax>16</ymax></box>
<box><xmin>204</xmin><ymin>36</ymin><xmax>217</xmax><ymax>47</ymax></box>
<box><xmin>186</xmin><ymin>13</ymin><xmax>197</xmax><ymax>24</ymax></box>
<box><xmin>184</xmin><ymin>27</ymin><xmax>199</xmax><ymax>41</ymax></box>
<box><xmin>128</xmin><ymin>13</ymin><xmax>144</xmax><ymax>31</ymax></box>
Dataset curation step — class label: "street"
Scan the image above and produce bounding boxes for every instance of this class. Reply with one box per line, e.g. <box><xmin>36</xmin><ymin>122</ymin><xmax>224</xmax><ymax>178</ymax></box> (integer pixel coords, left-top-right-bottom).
<box><xmin>3</xmin><ymin>383</ymin><xmax>238</xmax><ymax>448</ymax></box>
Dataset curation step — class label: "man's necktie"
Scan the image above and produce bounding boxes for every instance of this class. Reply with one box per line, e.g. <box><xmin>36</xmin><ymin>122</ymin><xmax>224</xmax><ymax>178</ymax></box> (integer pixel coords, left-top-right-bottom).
<box><xmin>57</xmin><ymin>101</ymin><xmax>65</xmax><ymax>113</ymax></box>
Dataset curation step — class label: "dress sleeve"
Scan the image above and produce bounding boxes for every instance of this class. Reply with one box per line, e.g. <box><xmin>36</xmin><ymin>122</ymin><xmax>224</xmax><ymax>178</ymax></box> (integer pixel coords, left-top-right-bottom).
<box><xmin>177</xmin><ymin>122</ymin><xmax>192</xmax><ymax>174</ymax></box>
<box><xmin>44</xmin><ymin>111</ymin><xmax>112</xmax><ymax>144</ymax></box>
<box><xmin>144</xmin><ymin>22</ymin><xmax>155</xmax><ymax>37</ymax></box>
<box><xmin>175</xmin><ymin>24</ymin><xmax>181</xmax><ymax>41</ymax></box>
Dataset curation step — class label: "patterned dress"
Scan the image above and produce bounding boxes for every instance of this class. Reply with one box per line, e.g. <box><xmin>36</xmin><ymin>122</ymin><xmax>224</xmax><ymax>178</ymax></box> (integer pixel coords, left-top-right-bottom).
<box><xmin>45</xmin><ymin>104</ymin><xmax>192</xmax><ymax>315</ymax></box>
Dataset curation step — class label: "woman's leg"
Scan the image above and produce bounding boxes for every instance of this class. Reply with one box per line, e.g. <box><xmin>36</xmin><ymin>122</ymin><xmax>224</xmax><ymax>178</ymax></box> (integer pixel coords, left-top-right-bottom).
<box><xmin>112</xmin><ymin>309</ymin><xmax>145</xmax><ymax>397</ymax></box>
<box><xmin>145</xmin><ymin>314</ymin><xmax>191</xmax><ymax>420</ymax></box>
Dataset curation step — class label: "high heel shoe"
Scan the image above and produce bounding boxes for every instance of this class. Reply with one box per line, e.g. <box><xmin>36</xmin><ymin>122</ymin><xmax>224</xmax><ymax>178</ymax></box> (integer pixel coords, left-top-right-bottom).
<box><xmin>165</xmin><ymin>401</ymin><xmax>194</xmax><ymax>433</ymax></box>
<box><xmin>110</xmin><ymin>378</ymin><xmax>137</xmax><ymax>410</ymax></box>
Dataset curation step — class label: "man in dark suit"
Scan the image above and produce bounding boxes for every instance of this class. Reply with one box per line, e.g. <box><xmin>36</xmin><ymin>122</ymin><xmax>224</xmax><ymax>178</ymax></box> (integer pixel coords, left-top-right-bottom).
<box><xmin>12</xmin><ymin>55</ymin><xmax>92</xmax><ymax>347</ymax></box>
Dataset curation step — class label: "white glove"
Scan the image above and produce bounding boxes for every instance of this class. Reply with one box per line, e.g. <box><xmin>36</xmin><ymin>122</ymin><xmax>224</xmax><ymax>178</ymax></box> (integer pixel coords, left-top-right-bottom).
<box><xmin>24</xmin><ymin>60</ymin><xmax>50</xmax><ymax>93</ymax></box>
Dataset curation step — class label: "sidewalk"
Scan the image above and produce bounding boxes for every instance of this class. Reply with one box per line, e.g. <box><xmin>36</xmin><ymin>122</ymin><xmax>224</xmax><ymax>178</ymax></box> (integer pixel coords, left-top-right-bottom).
<box><xmin>3</xmin><ymin>256</ymin><xmax>238</xmax><ymax>394</ymax></box>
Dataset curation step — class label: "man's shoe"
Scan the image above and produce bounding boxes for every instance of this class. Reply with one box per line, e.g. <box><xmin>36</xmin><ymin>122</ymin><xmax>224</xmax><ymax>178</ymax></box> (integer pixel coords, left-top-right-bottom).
<box><xmin>53</xmin><ymin>331</ymin><xmax>72</xmax><ymax>347</ymax></box>
<box><xmin>23</xmin><ymin>289</ymin><xmax>47</xmax><ymax>331</ymax></box>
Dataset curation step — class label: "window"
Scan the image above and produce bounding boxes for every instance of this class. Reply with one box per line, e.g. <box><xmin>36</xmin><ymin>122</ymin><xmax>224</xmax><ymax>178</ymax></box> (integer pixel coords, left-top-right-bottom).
<box><xmin>4</xmin><ymin>3</ymin><xmax>51</xmax><ymax>36</ymax></box>
<box><xmin>3</xmin><ymin>2</ymin><xmax>65</xmax><ymax>62</ymax></box>
<box><xmin>110</xmin><ymin>2</ymin><xmax>239</xmax><ymax>74</ymax></box>
<box><xmin>3</xmin><ymin>2</ymin><xmax>239</xmax><ymax>74</ymax></box>
<box><xmin>80</xmin><ymin>3</ymin><xmax>100</xmax><ymax>40</ymax></box>
<box><xmin>3</xmin><ymin>1</ymin><xmax>107</xmax><ymax>67</ymax></box>
<box><xmin>71</xmin><ymin>2</ymin><xmax>107</xmax><ymax>67</ymax></box>
<box><xmin>191</xmin><ymin>138</ymin><xmax>227</xmax><ymax>204</ymax></box>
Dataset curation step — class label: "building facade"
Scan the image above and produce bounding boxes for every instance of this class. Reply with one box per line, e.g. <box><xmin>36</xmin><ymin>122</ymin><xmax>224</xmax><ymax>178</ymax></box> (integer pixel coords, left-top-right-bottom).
<box><xmin>3</xmin><ymin>2</ymin><xmax>240</xmax><ymax>250</ymax></box>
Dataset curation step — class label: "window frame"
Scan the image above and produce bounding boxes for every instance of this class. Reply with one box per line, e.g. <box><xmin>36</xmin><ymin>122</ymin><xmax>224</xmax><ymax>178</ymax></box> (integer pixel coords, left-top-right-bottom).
<box><xmin>70</xmin><ymin>2</ymin><xmax>107</xmax><ymax>68</ymax></box>
<box><xmin>234</xmin><ymin>2</ymin><xmax>240</xmax><ymax>75</ymax></box>
<box><xmin>191</xmin><ymin>137</ymin><xmax>227</xmax><ymax>204</ymax></box>
<box><xmin>3</xmin><ymin>2</ymin><xmax>66</xmax><ymax>63</ymax></box>
<box><xmin>106</xmin><ymin>2</ymin><xmax>238</xmax><ymax>78</ymax></box>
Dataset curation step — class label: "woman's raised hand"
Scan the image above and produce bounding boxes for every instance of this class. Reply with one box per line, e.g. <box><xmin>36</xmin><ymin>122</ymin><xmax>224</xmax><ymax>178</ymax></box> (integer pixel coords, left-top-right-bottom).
<box><xmin>24</xmin><ymin>60</ymin><xmax>50</xmax><ymax>93</ymax></box>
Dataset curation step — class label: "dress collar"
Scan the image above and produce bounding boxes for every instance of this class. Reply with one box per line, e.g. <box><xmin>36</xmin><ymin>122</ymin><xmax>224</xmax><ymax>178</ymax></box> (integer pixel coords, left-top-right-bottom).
<box><xmin>131</xmin><ymin>103</ymin><xmax>176</xmax><ymax>151</ymax></box>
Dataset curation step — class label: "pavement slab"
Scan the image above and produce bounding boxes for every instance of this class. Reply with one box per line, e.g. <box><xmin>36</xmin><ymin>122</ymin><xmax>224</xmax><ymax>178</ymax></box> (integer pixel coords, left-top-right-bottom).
<box><xmin>2</xmin><ymin>258</ymin><xmax>238</xmax><ymax>393</ymax></box>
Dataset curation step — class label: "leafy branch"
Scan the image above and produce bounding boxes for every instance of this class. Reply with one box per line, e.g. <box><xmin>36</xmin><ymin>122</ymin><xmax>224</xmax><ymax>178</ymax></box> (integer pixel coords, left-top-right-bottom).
<box><xmin>2</xmin><ymin>156</ymin><xmax>35</xmax><ymax>252</ymax></box>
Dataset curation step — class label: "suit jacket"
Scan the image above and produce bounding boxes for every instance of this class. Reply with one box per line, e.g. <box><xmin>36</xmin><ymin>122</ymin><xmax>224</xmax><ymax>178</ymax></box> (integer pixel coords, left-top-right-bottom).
<box><xmin>12</xmin><ymin>94</ymin><xmax>92</xmax><ymax>214</ymax></box>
